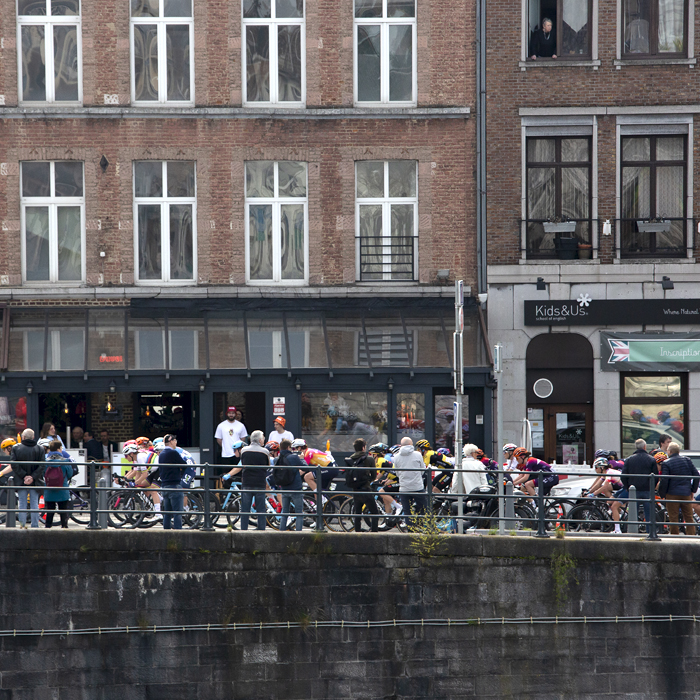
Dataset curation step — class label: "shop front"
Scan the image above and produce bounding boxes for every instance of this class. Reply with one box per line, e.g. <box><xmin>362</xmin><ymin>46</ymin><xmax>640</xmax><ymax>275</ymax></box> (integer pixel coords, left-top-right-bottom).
<box><xmin>0</xmin><ymin>298</ymin><xmax>493</xmax><ymax>462</ymax></box>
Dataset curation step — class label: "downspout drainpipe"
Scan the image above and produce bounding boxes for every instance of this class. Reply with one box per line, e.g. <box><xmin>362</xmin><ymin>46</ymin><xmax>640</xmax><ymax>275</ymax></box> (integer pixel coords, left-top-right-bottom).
<box><xmin>475</xmin><ymin>0</ymin><xmax>487</xmax><ymax>295</ymax></box>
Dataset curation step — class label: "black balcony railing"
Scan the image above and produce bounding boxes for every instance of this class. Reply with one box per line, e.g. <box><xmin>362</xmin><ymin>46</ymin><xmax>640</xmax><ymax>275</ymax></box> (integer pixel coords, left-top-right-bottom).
<box><xmin>357</xmin><ymin>235</ymin><xmax>417</xmax><ymax>282</ymax></box>
<box><xmin>617</xmin><ymin>218</ymin><xmax>690</xmax><ymax>258</ymax></box>
<box><xmin>522</xmin><ymin>219</ymin><xmax>596</xmax><ymax>260</ymax></box>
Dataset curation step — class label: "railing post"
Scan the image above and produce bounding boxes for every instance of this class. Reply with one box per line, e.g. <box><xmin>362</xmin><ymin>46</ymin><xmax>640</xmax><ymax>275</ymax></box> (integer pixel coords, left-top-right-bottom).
<box><xmin>202</xmin><ymin>462</ymin><xmax>214</xmax><ymax>532</ymax></box>
<box><xmin>87</xmin><ymin>464</ymin><xmax>100</xmax><ymax>530</ymax></box>
<box><xmin>628</xmin><ymin>485</ymin><xmax>638</xmax><ymax>534</ymax></box>
<box><xmin>646</xmin><ymin>472</ymin><xmax>660</xmax><ymax>541</ymax></box>
<box><xmin>98</xmin><ymin>477</ymin><xmax>108</xmax><ymax>529</ymax></box>
<box><xmin>534</xmin><ymin>471</ymin><xmax>549</xmax><ymax>538</ymax></box>
<box><xmin>315</xmin><ymin>465</ymin><xmax>324</xmax><ymax>532</ymax></box>
<box><xmin>505</xmin><ymin>480</ymin><xmax>514</xmax><ymax>531</ymax></box>
<box><xmin>6</xmin><ymin>476</ymin><xmax>16</xmax><ymax>528</ymax></box>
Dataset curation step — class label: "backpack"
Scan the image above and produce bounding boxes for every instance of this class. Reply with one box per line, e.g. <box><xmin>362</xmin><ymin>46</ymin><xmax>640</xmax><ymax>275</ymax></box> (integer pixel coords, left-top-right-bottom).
<box><xmin>273</xmin><ymin>454</ymin><xmax>296</xmax><ymax>487</ymax></box>
<box><xmin>44</xmin><ymin>462</ymin><xmax>66</xmax><ymax>489</ymax></box>
<box><xmin>344</xmin><ymin>455</ymin><xmax>371</xmax><ymax>490</ymax></box>
<box><xmin>69</xmin><ymin>462</ymin><xmax>79</xmax><ymax>479</ymax></box>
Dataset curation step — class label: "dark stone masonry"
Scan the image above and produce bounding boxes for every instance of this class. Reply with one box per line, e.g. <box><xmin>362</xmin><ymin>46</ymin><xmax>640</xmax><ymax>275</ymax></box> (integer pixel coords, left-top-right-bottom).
<box><xmin>1</xmin><ymin>531</ymin><xmax>699</xmax><ymax>699</ymax></box>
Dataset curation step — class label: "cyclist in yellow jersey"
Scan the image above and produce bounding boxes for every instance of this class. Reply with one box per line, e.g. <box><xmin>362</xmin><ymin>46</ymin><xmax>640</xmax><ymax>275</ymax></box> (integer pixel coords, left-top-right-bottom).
<box><xmin>371</xmin><ymin>444</ymin><xmax>403</xmax><ymax>517</ymax></box>
<box><xmin>416</xmin><ymin>439</ymin><xmax>436</xmax><ymax>467</ymax></box>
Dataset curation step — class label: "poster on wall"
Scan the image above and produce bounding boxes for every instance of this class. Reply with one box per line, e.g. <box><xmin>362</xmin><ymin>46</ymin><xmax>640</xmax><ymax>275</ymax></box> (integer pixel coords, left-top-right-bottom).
<box><xmin>601</xmin><ymin>332</ymin><xmax>700</xmax><ymax>372</ymax></box>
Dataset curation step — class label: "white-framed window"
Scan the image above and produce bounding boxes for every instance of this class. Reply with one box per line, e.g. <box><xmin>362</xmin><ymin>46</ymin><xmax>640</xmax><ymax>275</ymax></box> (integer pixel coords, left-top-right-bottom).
<box><xmin>245</xmin><ymin>161</ymin><xmax>308</xmax><ymax>284</ymax></box>
<box><xmin>133</xmin><ymin>161</ymin><xmax>197</xmax><ymax>284</ymax></box>
<box><xmin>21</xmin><ymin>161</ymin><xmax>85</xmax><ymax>284</ymax></box>
<box><xmin>354</xmin><ymin>0</ymin><xmax>416</xmax><ymax>106</ymax></box>
<box><xmin>17</xmin><ymin>0</ymin><xmax>82</xmax><ymax>104</ymax></box>
<box><xmin>242</xmin><ymin>0</ymin><xmax>305</xmax><ymax>106</ymax></box>
<box><xmin>130</xmin><ymin>0</ymin><xmax>194</xmax><ymax>105</ymax></box>
<box><xmin>355</xmin><ymin>160</ymin><xmax>418</xmax><ymax>281</ymax></box>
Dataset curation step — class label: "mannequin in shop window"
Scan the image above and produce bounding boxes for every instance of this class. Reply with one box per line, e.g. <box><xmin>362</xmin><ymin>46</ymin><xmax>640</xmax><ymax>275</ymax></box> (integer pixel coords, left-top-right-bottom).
<box><xmin>530</xmin><ymin>18</ymin><xmax>557</xmax><ymax>59</ymax></box>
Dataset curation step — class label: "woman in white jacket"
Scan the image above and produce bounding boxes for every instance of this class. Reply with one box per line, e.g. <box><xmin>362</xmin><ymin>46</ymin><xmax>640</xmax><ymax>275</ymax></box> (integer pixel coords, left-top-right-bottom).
<box><xmin>450</xmin><ymin>443</ymin><xmax>488</xmax><ymax>495</ymax></box>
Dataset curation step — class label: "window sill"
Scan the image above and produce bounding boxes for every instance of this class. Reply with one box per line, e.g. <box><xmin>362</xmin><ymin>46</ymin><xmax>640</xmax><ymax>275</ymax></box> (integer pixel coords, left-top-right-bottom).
<box><xmin>519</xmin><ymin>59</ymin><xmax>601</xmax><ymax>71</ymax></box>
<box><xmin>613</xmin><ymin>57</ymin><xmax>696</xmax><ymax>68</ymax></box>
<box><xmin>520</xmin><ymin>258</ymin><xmax>600</xmax><ymax>265</ymax></box>
<box><xmin>613</xmin><ymin>256</ymin><xmax>696</xmax><ymax>264</ymax></box>
<box><xmin>134</xmin><ymin>281</ymin><xmax>197</xmax><ymax>286</ymax></box>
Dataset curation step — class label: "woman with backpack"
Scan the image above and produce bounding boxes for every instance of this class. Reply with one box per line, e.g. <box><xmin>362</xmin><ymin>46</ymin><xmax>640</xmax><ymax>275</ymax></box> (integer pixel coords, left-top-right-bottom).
<box><xmin>43</xmin><ymin>440</ymin><xmax>73</xmax><ymax>528</ymax></box>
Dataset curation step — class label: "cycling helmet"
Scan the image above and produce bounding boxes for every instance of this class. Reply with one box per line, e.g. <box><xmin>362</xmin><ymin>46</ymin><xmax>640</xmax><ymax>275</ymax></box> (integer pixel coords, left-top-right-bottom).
<box><xmin>630</xmin><ymin>409</ymin><xmax>643</xmax><ymax>420</ymax></box>
<box><xmin>415</xmin><ymin>439</ymin><xmax>431</xmax><ymax>451</ymax></box>
<box><xmin>437</xmin><ymin>447</ymin><xmax>451</xmax><ymax>456</ymax></box>
<box><xmin>594</xmin><ymin>449</ymin><xmax>611</xmax><ymax>460</ymax></box>
<box><xmin>657</xmin><ymin>411</ymin><xmax>671</xmax><ymax>423</ymax></box>
<box><xmin>327</xmin><ymin>408</ymin><xmax>339</xmax><ymax>418</ymax></box>
<box><xmin>389</xmin><ymin>444</ymin><xmax>401</xmax><ymax>455</ymax></box>
<box><xmin>122</xmin><ymin>443</ymin><xmax>139</xmax><ymax>456</ymax></box>
<box><xmin>654</xmin><ymin>452</ymin><xmax>668</xmax><ymax>464</ymax></box>
<box><xmin>37</xmin><ymin>438</ymin><xmax>53</xmax><ymax>449</ymax></box>
<box><xmin>291</xmin><ymin>438</ymin><xmax>307</xmax><ymax>450</ymax></box>
<box><xmin>135</xmin><ymin>436</ymin><xmax>150</xmax><ymax>447</ymax></box>
<box><xmin>512</xmin><ymin>447</ymin><xmax>530</xmax><ymax>461</ymax></box>
<box><xmin>346</xmin><ymin>413</ymin><xmax>358</xmax><ymax>422</ymax></box>
<box><xmin>608</xmin><ymin>451</ymin><xmax>618</xmax><ymax>460</ymax></box>
<box><xmin>152</xmin><ymin>437</ymin><xmax>165</xmax><ymax>453</ymax></box>
<box><xmin>368</xmin><ymin>443</ymin><xmax>389</xmax><ymax>455</ymax></box>
<box><xmin>1</xmin><ymin>438</ymin><xmax>16</xmax><ymax>450</ymax></box>
<box><xmin>232</xmin><ymin>440</ymin><xmax>245</xmax><ymax>450</ymax></box>
<box><xmin>593</xmin><ymin>457</ymin><xmax>609</xmax><ymax>470</ymax></box>
<box><xmin>502</xmin><ymin>443</ymin><xmax>517</xmax><ymax>453</ymax></box>
<box><xmin>265</xmin><ymin>441</ymin><xmax>280</xmax><ymax>452</ymax></box>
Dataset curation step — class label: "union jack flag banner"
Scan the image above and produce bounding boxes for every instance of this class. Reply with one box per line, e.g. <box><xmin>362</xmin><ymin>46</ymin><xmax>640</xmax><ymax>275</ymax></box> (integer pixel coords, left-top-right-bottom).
<box><xmin>608</xmin><ymin>340</ymin><xmax>630</xmax><ymax>362</ymax></box>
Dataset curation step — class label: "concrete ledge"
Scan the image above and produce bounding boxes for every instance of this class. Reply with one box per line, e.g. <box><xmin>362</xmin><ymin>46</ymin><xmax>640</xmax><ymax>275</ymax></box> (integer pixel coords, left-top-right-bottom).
<box><xmin>1</xmin><ymin>529</ymin><xmax>696</xmax><ymax>564</ymax></box>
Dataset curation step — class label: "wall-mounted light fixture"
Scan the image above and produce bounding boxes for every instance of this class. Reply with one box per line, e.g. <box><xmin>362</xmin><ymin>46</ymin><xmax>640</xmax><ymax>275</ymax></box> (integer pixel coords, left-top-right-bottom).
<box><xmin>536</xmin><ymin>277</ymin><xmax>546</xmax><ymax>291</ymax></box>
<box><xmin>603</xmin><ymin>220</ymin><xmax>612</xmax><ymax>236</ymax></box>
<box><xmin>109</xmin><ymin>380</ymin><xmax>116</xmax><ymax>393</ymax></box>
<box><xmin>199</xmin><ymin>379</ymin><xmax>206</xmax><ymax>392</ymax></box>
<box><xmin>295</xmin><ymin>377</ymin><xmax>302</xmax><ymax>391</ymax></box>
<box><xmin>26</xmin><ymin>381</ymin><xmax>33</xmax><ymax>394</ymax></box>
<box><xmin>661</xmin><ymin>276</ymin><xmax>674</xmax><ymax>290</ymax></box>
<box><xmin>387</xmin><ymin>376</ymin><xmax>394</xmax><ymax>391</ymax></box>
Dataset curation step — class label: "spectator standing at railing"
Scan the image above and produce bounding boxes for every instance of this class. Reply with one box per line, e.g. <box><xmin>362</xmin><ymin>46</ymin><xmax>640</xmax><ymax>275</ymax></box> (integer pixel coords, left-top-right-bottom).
<box><xmin>43</xmin><ymin>441</ymin><xmax>73</xmax><ymax>529</ymax></box>
<box><xmin>10</xmin><ymin>428</ymin><xmax>45</xmax><ymax>529</ymax></box>
<box><xmin>237</xmin><ymin>430</ymin><xmax>270</xmax><ymax>531</ymax></box>
<box><xmin>620</xmin><ymin>439</ymin><xmax>658</xmax><ymax>525</ymax></box>
<box><xmin>659</xmin><ymin>442</ymin><xmax>699</xmax><ymax>536</ymax></box>
<box><xmin>157</xmin><ymin>435</ymin><xmax>188</xmax><ymax>530</ymax></box>
<box><xmin>345</xmin><ymin>438</ymin><xmax>379</xmax><ymax>533</ymax></box>
<box><xmin>83</xmin><ymin>431</ymin><xmax>103</xmax><ymax>462</ymax></box>
<box><xmin>276</xmin><ymin>439</ymin><xmax>305</xmax><ymax>532</ymax></box>
<box><xmin>394</xmin><ymin>437</ymin><xmax>428</xmax><ymax>524</ymax></box>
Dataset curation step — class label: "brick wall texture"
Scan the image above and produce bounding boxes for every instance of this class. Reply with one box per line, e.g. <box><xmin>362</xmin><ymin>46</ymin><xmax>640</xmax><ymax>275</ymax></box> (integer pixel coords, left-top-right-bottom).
<box><xmin>486</xmin><ymin>0</ymin><xmax>700</xmax><ymax>265</ymax></box>
<box><xmin>0</xmin><ymin>532</ymin><xmax>698</xmax><ymax>699</ymax></box>
<box><xmin>0</xmin><ymin>0</ymin><xmax>478</xmax><ymax>291</ymax></box>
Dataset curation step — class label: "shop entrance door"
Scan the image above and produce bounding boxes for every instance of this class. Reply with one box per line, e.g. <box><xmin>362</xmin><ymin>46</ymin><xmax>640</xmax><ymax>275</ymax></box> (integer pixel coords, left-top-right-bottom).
<box><xmin>213</xmin><ymin>391</ymin><xmax>266</xmax><ymax>451</ymax></box>
<box><xmin>528</xmin><ymin>404</ymin><xmax>592</xmax><ymax>464</ymax></box>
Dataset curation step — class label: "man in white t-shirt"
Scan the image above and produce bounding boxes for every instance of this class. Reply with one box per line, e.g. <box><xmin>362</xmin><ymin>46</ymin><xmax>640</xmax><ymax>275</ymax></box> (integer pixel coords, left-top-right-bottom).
<box><xmin>215</xmin><ymin>406</ymin><xmax>248</xmax><ymax>467</ymax></box>
<box><xmin>268</xmin><ymin>417</ymin><xmax>294</xmax><ymax>445</ymax></box>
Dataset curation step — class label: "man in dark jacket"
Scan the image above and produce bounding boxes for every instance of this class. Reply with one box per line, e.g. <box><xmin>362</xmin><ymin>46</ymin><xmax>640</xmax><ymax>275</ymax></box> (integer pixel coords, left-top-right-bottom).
<box><xmin>10</xmin><ymin>428</ymin><xmax>45</xmax><ymax>528</ymax></box>
<box><xmin>84</xmin><ymin>431</ymin><xmax>103</xmax><ymax>462</ymax></box>
<box><xmin>276</xmin><ymin>439</ymin><xmax>306</xmax><ymax>532</ymax></box>
<box><xmin>346</xmin><ymin>438</ymin><xmax>379</xmax><ymax>533</ymax></box>
<box><xmin>235</xmin><ymin>430</ymin><xmax>270</xmax><ymax>531</ymax></box>
<box><xmin>660</xmin><ymin>442</ymin><xmax>699</xmax><ymax>535</ymax></box>
<box><xmin>621</xmin><ymin>439</ymin><xmax>658</xmax><ymax>525</ymax></box>
<box><xmin>158</xmin><ymin>434</ymin><xmax>188</xmax><ymax>530</ymax></box>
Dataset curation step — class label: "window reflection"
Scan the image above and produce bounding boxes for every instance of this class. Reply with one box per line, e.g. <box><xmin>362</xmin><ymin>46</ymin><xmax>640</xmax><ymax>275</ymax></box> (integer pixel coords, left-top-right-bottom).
<box><xmin>622</xmin><ymin>403</ymin><xmax>684</xmax><ymax>457</ymax></box>
<box><xmin>302</xmin><ymin>392</ymin><xmax>388</xmax><ymax>453</ymax></box>
<box><xmin>623</xmin><ymin>375</ymin><xmax>681</xmax><ymax>398</ymax></box>
<box><xmin>396</xmin><ymin>393</ymin><xmax>425</xmax><ymax>442</ymax></box>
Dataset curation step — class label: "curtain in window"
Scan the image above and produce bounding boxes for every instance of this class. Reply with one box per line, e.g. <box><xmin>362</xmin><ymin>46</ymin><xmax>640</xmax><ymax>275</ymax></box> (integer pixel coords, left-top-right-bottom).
<box><xmin>280</xmin><ymin>204</ymin><xmax>304</xmax><ymax>280</ymax></box>
<box><xmin>21</xmin><ymin>26</ymin><xmax>46</xmax><ymax>101</ymax></box>
<box><xmin>53</xmin><ymin>25</ymin><xmax>78</xmax><ymax>101</ymax></box>
<box><xmin>25</xmin><ymin>207</ymin><xmax>50</xmax><ymax>281</ymax></box>
<box><xmin>249</xmin><ymin>205</ymin><xmax>272</xmax><ymax>280</ymax></box>
<box><xmin>246</xmin><ymin>26</ymin><xmax>270</xmax><ymax>101</ymax></box>
<box><xmin>166</xmin><ymin>25</ymin><xmax>190</xmax><ymax>101</ymax></box>
<box><xmin>277</xmin><ymin>25</ymin><xmax>301</xmax><ymax>101</ymax></box>
<box><xmin>138</xmin><ymin>204</ymin><xmax>162</xmax><ymax>279</ymax></box>
<box><xmin>658</xmin><ymin>0</ymin><xmax>684</xmax><ymax>53</ymax></box>
<box><xmin>169</xmin><ymin>204</ymin><xmax>193</xmax><ymax>280</ymax></box>
<box><xmin>56</xmin><ymin>206</ymin><xmax>81</xmax><ymax>281</ymax></box>
<box><xmin>390</xmin><ymin>204</ymin><xmax>413</xmax><ymax>280</ymax></box>
<box><xmin>357</xmin><ymin>26</ymin><xmax>381</xmax><ymax>101</ymax></box>
<box><xmin>527</xmin><ymin>168</ymin><xmax>555</xmax><ymax>220</ymax></box>
<box><xmin>359</xmin><ymin>205</ymin><xmax>383</xmax><ymax>279</ymax></box>
<box><xmin>134</xmin><ymin>24</ymin><xmax>158</xmax><ymax>100</ymax></box>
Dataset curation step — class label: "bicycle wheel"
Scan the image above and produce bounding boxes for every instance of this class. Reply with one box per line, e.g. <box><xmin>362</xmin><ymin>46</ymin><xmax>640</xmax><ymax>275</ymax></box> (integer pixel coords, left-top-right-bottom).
<box><xmin>69</xmin><ymin>489</ymin><xmax>92</xmax><ymax>526</ymax></box>
<box><xmin>107</xmin><ymin>491</ymin><xmax>142</xmax><ymax>529</ymax></box>
<box><xmin>322</xmin><ymin>495</ymin><xmax>348</xmax><ymax>533</ymax></box>
<box><xmin>338</xmin><ymin>497</ymin><xmax>357</xmax><ymax>532</ymax></box>
<box><xmin>183</xmin><ymin>491</ymin><xmax>204</xmax><ymax>529</ymax></box>
<box><xmin>224</xmin><ymin>495</ymin><xmax>241</xmax><ymax>528</ymax></box>
<box><xmin>565</xmin><ymin>504</ymin><xmax>611</xmax><ymax>533</ymax></box>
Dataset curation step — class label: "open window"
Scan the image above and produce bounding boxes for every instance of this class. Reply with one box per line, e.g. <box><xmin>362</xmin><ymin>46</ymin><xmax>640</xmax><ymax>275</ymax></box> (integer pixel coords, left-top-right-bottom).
<box><xmin>528</xmin><ymin>0</ymin><xmax>592</xmax><ymax>59</ymax></box>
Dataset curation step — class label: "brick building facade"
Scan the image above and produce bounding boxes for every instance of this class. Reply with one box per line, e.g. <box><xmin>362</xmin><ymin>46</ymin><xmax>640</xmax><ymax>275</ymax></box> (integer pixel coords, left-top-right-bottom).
<box><xmin>0</xmin><ymin>0</ymin><xmax>490</xmax><ymax>462</ymax></box>
<box><xmin>487</xmin><ymin>0</ymin><xmax>700</xmax><ymax>462</ymax></box>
